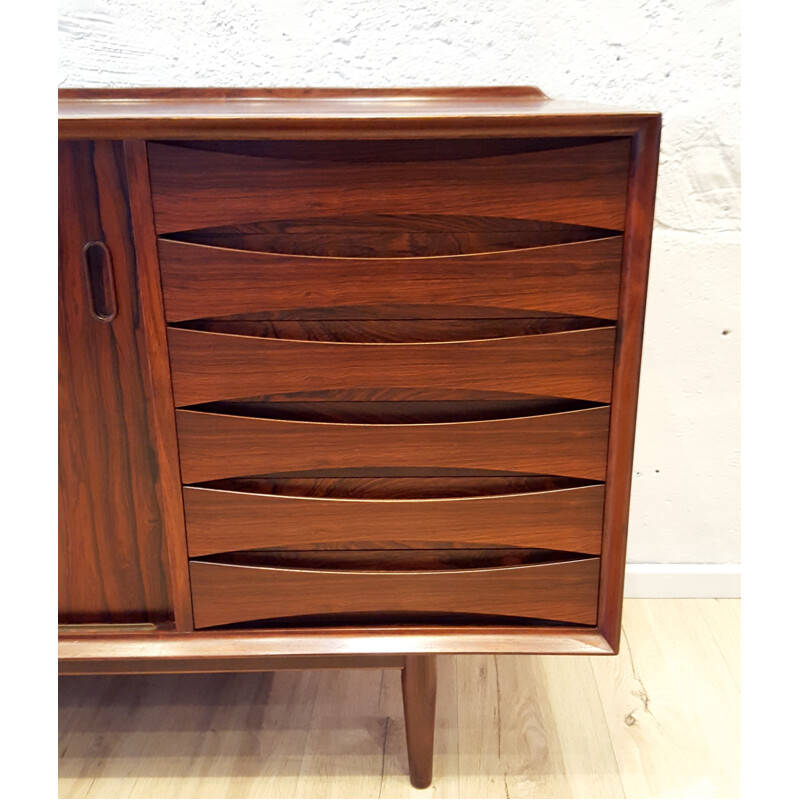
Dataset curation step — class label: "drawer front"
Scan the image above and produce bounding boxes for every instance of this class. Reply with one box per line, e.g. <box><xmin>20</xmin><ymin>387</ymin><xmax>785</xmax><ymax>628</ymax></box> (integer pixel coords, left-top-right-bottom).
<box><xmin>151</xmin><ymin>134</ymin><xmax>635</xmax><ymax>638</ymax></box>
<box><xmin>167</xmin><ymin>327</ymin><xmax>616</xmax><ymax>407</ymax></box>
<box><xmin>175</xmin><ymin>406</ymin><xmax>610</xmax><ymax>483</ymax></box>
<box><xmin>183</xmin><ymin>480</ymin><xmax>606</xmax><ymax>557</ymax></box>
<box><xmin>148</xmin><ymin>138</ymin><xmax>630</xmax><ymax>234</ymax></box>
<box><xmin>158</xmin><ymin>236</ymin><xmax>624</xmax><ymax>323</ymax></box>
<box><xmin>189</xmin><ymin>557</ymin><xmax>601</xmax><ymax>628</ymax></box>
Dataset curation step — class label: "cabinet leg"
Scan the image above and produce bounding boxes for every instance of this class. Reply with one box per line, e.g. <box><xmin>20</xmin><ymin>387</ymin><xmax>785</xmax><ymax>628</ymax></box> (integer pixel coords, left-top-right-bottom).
<box><xmin>401</xmin><ymin>654</ymin><xmax>437</xmax><ymax>789</ymax></box>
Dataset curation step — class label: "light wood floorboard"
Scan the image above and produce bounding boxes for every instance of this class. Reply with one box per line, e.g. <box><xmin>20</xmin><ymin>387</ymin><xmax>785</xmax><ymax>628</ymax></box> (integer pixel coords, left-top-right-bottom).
<box><xmin>693</xmin><ymin>598</ymin><xmax>740</xmax><ymax>689</ymax></box>
<box><xmin>59</xmin><ymin>599</ymin><xmax>740</xmax><ymax>799</ymax></box>
<box><xmin>590</xmin><ymin>600</ymin><xmax>740</xmax><ymax>799</ymax></box>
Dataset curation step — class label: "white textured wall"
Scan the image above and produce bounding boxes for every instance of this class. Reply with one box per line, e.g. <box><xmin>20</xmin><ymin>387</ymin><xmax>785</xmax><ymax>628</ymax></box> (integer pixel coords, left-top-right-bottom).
<box><xmin>59</xmin><ymin>0</ymin><xmax>741</xmax><ymax>566</ymax></box>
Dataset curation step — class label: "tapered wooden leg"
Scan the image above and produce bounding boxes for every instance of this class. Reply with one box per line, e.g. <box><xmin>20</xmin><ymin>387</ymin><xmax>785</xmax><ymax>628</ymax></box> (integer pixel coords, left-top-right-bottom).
<box><xmin>401</xmin><ymin>654</ymin><xmax>437</xmax><ymax>789</ymax></box>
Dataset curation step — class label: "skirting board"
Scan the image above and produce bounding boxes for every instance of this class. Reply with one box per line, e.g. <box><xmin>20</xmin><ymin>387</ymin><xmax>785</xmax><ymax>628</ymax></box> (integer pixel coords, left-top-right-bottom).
<box><xmin>624</xmin><ymin>564</ymin><xmax>741</xmax><ymax>598</ymax></box>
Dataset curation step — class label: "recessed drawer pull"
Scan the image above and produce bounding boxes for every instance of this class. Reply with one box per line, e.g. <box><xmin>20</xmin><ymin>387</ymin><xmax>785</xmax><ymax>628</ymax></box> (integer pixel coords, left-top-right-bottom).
<box><xmin>82</xmin><ymin>241</ymin><xmax>117</xmax><ymax>322</ymax></box>
<box><xmin>161</xmin><ymin>215</ymin><xmax>619</xmax><ymax>258</ymax></box>
<box><xmin>197</xmin><ymin>548</ymin><xmax>589</xmax><ymax>572</ymax></box>
<box><xmin>175</xmin><ymin>317</ymin><xmax>610</xmax><ymax>343</ymax></box>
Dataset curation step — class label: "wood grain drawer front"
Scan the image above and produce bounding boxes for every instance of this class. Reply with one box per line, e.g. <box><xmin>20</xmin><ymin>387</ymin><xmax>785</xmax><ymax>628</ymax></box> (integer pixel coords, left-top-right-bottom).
<box><xmin>189</xmin><ymin>557</ymin><xmax>601</xmax><ymax>628</ymax></box>
<box><xmin>175</xmin><ymin>406</ymin><xmax>610</xmax><ymax>484</ymax></box>
<box><xmin>158</xmin><ymin>236</ymin><xmax>623</xmax><ymax>323</ymax></box>
<box><xmin>148</xmin><ymin>139</ymin><xmax>630</xmax><ymax>234</ymax></box>
<box><xmin>167</xmin><ymin>327</ymin><xmax>616</xmax><ymax>407</ymax></box>
<box><xmin>183</xmin><ymin>482</ymin><xmax>606</xmax><ymax>557</ymax></box>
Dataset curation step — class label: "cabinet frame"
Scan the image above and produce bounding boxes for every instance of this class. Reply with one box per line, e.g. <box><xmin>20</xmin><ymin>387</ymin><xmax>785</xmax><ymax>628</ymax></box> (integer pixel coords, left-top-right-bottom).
<box><xmin>58</xmin><ymin>87</ymin><xmax>660</xmax><ymax>661</ymax></box>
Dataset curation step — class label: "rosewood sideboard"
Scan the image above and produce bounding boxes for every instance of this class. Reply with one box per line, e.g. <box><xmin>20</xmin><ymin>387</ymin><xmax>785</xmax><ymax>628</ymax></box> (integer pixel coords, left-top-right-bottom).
<box><xmin>58</xmin><ymin>87</ymin><xmax>660</xmax><ymax>788</ymax></box>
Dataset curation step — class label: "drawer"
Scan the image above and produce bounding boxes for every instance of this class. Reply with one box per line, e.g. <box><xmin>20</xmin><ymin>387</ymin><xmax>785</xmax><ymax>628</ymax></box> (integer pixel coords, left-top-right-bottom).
<box><xmin>183</xmin><ymin>477</ymin><xmax>606</xmax><ymax>557</ymax></box>
<box><xmin>175</xmin><ymin>405</ymin><xmax>610</xmax><ymax>483</ymax></box>
<box><xmin>189</xmin><ymin>554</ymin><xmax>601</xmax><ymax>628</ymax></box>
<box><xmin>157</xmin><ymin>235</ymin><xmax>624</xmax><ymax>323</ymax></box>
<box><xmin>148</xmin><ymin>138</ymin><xmax>630</xmax><ymax>234</ymax></box>
<box><xmin>167</xmin><ymin>326</ymin><xmax>616</xmax><ymax>407</ymax></box>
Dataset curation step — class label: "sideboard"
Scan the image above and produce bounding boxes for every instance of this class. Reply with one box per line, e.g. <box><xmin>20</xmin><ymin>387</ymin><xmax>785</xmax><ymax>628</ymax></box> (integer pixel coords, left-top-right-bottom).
<box><xmin>58</xmin><ymin>87</ymin><xmax>660</xmax><ymax>787</ymax></box>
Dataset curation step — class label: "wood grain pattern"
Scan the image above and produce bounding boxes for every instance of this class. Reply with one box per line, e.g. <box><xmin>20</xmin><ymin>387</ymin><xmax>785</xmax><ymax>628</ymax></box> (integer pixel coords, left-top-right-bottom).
<box><xmin>296</xmin><ymin>668</ymin><xmax>390</xmax><ymax>797</ymax></box>
<box><xmin>58</xmin><ymin>140</ymin><xmax>171</xmax><ymax>624</ymax></box>
<box><xmin>402</xmin><ymin>655</ymin><xmax>437</xmax><ymax>789</ymax></box>
<box><xmin>590</xmin><ymin>600</ymin><xmax>740</xmax><ymax>799</ymax></box>
<box><xmin>694</xmin><ymin>598</ymin><xmax>740</xmax><ymax>689</ymax></box>
<box><xmin>158</xmin><ymin>236</ymin><xmax>623</xmax><ymax>322</ymax></box>
<box><xmin>182</xmin><ymin>482</ymin><xmax>606</xmax><ymax>556</ymax></box>
<box><xmin>453</xmin><ymin>653</ymin><xmax>624</xmax><ymax>799</ymax></box>
<box><xmin>148</xmin><ymin>138</ymin><xmax>630</xmax><ymax>233</ymax></box>
<box><xmin>167</xmin><ymin>326</ymin><xmax>617</xmax><ymax>407</ymax></box>
<box><xmin>163</xmin><ymin>213</ymin><xmax>616</xmax><ymax>254</ymax></box>
<box><xmin>176</xmin><ymin>406</ymin><xmax>611</xmax><ymax>483</ymax></box>
<box><xmin>123</xmin><ymin>141</ymin><xmax>195</xmax><ymax>631</ymax></box>
<box><xmin>59</xmin><ymin>87</ymin><xmax>660</xmax><ymax>140</ymax></box>
<box><xmin>62</xmin><ymin>87</ymin><xmax>547</xmax><ymax>101</ymax></box>
<box><xmin>58</xmin><ymin>653</ymin><xmax>404</xmax><ymax>675</ymax></box>
<box><xmin>203</xmin><ymin>387</ymin><xmax>602</xmax><ymax>404</ymax></box>
<box><xmin>597</xmin><ymin>115</ymin><xmax>661</xmax><ymax>652</ymax></box>
<box><xmin>188</xmin><ymin>557</ymin><xmax>600</xmax><ymax>628</ymax></box>
<box><xmin>58</xmin><ymin>626</ymin><xmax>614</xmax><ymax>665</ymax></box>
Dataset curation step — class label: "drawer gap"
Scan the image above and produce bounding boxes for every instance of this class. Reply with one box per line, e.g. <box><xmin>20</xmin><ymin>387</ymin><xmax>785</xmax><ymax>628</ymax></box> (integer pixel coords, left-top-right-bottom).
<box><xmin>184</xmin><ymin>398</ymin><xmax>607</xmax><ymax>423</ymax></box>
<box><xmin>170</xmin><ymin>316</ymin><xmax>614</xmax><ymax>342</ymax></box>
<box><xmin>202</xmin><ymin>611</ymin><xmax>595</xmax><ymax>631</ymax></box>
<box><xmin>158</xmin><ymin>137</ymin><xmax>627</xmax><ymax>163</ymax></box>
<box><xmin>190</xmin><ymin>474</ymin><xmax>601</xmax><ymax>499</ymax></box>
<box><xmin>192</xmin><ymin>548</ymin><xmax>594</xmax><ymax>572</ymax></box>
<box><xmin>161</xmin><ymin>214</ymin><xmax>620</xmax><ymax>258</ymax></box>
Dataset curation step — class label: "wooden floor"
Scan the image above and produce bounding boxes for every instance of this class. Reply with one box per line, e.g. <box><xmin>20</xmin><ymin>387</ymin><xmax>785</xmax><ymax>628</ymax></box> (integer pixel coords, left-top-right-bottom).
<box><xmin>58</xmin><ymin>599</ymin><xmax>740</xmax><ymax>799</ymax></box>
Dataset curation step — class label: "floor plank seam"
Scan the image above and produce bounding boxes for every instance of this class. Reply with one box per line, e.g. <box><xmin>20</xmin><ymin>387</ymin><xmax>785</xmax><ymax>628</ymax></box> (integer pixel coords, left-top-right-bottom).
<box><xmin>493</xmin><ymin>654</ymin><xmax>503</xmax><ymax>761</ymax></box>
<box><xmin>697</xmin><ymin>600</ymin><xmax>741</xmax><ymax>691</ymax></box>
<box><xmin>587</xmin><ymin>652</ymin><xmax>627</xmax><ymax>799</ymax></box>
<box><xmin>378</xmin><ymin>707</ymin><xmax>390</xmax><ymax>798</ymax></box>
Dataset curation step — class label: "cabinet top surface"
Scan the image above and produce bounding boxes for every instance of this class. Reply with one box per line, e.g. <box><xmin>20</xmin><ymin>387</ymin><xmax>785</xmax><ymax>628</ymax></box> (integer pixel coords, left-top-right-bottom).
<box><xmin>58</xmin><ymin>87</ymin><xmax>660</xmax><ymax>139</ymax></box>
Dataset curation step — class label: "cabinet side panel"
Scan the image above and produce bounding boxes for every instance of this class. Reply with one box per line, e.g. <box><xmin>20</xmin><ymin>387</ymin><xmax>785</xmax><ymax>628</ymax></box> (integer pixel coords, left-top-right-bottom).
<box><xmin>598</xmin><ymin>118</ymin><xmax>661</xmax><ymax>651</ymax></box>
<box><xmin>58</xmin><ymin>140</ymin><xmax>172</xmax><ymax>623</ymax></box>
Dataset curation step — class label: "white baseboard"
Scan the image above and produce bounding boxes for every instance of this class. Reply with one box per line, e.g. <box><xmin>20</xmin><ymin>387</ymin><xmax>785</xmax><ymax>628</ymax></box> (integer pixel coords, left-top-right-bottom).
<box><xmin>623</xmin><ymin>564</ymin><xmax>741</xmax><ymax>598</ymax></box>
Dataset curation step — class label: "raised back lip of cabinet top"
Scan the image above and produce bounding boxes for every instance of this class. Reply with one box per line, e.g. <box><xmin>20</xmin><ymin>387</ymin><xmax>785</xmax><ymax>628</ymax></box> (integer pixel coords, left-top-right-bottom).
<box><xmin>58</xmin><ymin>86</ymin><xmax>661</xmax><ymax>140</ymax></box>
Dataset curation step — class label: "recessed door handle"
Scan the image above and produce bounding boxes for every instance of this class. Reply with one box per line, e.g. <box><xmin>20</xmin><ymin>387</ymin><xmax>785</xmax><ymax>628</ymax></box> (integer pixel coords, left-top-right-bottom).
<box><xmin>82</xmin><ymin>241</ymin><xmax>117</xmax><ymax>322</ymax></box>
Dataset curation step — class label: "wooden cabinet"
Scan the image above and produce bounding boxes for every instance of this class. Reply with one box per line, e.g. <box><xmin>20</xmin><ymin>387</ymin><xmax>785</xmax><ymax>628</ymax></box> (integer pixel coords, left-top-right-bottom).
<box><xmin>58</xmin><ymin>87</ymin><xmax>660</xmax><ymax>788</ymax></box>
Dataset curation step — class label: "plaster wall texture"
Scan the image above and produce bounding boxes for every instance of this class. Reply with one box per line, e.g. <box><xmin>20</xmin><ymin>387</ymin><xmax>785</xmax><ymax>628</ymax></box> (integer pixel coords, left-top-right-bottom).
<box><xmin>58</xmin><ymin>0</ymin><xmax>741</xmax><ymax>566</ymax></box>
